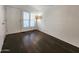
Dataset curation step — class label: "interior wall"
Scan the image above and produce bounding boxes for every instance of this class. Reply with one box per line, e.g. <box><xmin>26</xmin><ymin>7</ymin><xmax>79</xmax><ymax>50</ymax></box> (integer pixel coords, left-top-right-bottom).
<box><xmin>6</xmin><ymin>6</ymin><xmax>38</xmax><ymax>34</ymax></box>
<box><xmin>0</xmin><ymin>6</ymin><xmax>5</xmax><ymax>52</ymax></box>
<box><xmin>6</xmin><ymin>7</ymin><xmax>22</xmax><ymax>34</ymax></box>
<box><xmin>39</xmin><ymin>5</ymin><xmax>79</xmax><ymax>47</ymax></box>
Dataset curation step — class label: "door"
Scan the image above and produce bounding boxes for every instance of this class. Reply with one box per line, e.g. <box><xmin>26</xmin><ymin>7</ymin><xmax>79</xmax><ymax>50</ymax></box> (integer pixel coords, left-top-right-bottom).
<box><xmin>0</xmin><ymin>6</ymin><xmax>5</xmax><ymax>52</ymax></box>
<box><xmin>6</xmin><ymin>7</ymin><xmax>21</xmax><ymax>34</ymax></box>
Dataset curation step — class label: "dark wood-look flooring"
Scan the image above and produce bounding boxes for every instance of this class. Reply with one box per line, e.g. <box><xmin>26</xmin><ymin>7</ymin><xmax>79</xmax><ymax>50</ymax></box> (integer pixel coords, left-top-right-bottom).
<box><xmin>1</xmin><ymin>30</ymin><xmax>79</xmax><ymax>53</ymax></box>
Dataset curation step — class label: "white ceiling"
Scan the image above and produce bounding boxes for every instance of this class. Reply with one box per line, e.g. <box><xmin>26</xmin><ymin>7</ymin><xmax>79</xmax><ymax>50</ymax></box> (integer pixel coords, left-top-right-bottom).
<box><xmin>6</xmin><ymin>5</ymin><xmax>54</xmax><ymax>13</ymax></box>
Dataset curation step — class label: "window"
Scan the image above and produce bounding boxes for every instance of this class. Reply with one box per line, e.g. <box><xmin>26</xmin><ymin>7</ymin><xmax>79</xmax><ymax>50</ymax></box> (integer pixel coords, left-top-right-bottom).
<box><xmin>23</xmin><ymin>12</ymin><xmax>36</xmax><ymax>28</ymax></box>
<box><xmin>30</xmin><ymin>13</ymin><xmax>36</xmax><ymax>27</ymax></box>
<box><xmin>23</xmin><ymin>12</ymin><xmax>30</xmax><ymax>27</ymax></box>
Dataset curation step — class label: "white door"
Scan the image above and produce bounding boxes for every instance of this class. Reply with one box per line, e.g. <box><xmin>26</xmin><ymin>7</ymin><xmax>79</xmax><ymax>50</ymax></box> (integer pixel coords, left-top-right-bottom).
<box><xmin>0</xmin><ymin>6</ymin><xmax>5</xmax><ymax>52</ymax></box>
<box><xmin>6</xmin><ymin>7</ymin><xmax>21</xmax><ymax>34</ymax></box>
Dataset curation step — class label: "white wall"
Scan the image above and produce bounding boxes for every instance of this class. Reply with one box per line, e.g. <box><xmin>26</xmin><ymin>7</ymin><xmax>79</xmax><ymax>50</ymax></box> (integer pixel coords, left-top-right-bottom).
<box><xmin>6</xmin><ymin>7</ymin><xmax>22</xmax><ymax>34</ymax></box>
<box><xmin>6</xmin><ymin>7</ymin><xmax>38</xmax><ymax>34</ymax></box>
<box><xmin>39</xmin><ymin>5</ymin><xmax>79</xmax><ymax>47</ymax></box>
<box><xmin>0</xmin><ymin>6</ymin><xmax>5</xmax><ymax>52</ymax></box>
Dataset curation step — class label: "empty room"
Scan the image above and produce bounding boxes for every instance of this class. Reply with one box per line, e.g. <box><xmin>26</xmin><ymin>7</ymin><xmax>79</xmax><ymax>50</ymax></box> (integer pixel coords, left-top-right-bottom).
<box><xmin>0</xmin><ymin>5</ymin><xmax>79</xmax><ymax>53</ymax></box>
